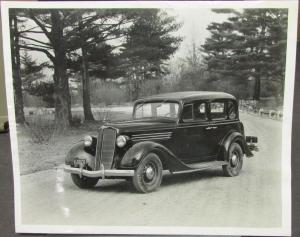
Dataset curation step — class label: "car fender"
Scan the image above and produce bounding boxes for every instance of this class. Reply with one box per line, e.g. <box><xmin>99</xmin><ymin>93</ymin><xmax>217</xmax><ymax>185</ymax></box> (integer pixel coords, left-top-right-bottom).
<box><xmin>219</xmin><ymin>131</ymin><xmax>253</xmax><ymax>161</ymax></box>
<box><xmin>119</xmin><ymin>141</ymin><xmax>190</xmax><ymax>172</ymax></box>
<box><xmin>65</xmin><ymin>141</ymin><xmax>96</xmax><ymax>170</ymax></box>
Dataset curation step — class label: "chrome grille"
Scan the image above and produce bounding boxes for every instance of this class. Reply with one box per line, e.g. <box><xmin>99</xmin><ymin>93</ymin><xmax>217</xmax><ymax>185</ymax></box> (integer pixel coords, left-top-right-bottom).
<box><xmin>95</xmin><ymin>128</ymin><xmax>117</xmax><ymax>170</ymax></box>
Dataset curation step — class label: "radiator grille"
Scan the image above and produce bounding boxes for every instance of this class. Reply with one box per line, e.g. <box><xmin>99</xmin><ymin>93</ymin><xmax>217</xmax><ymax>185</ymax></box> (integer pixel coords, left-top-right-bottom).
<box><xmin>95</xmin><ymin>128</ymin><xmax>116</xmax><ymax>170</ymax></box>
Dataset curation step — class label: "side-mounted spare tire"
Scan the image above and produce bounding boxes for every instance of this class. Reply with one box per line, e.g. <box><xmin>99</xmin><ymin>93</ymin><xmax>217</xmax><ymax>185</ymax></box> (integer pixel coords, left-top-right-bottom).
<box><xmin>222</xmin><ymin>142</ymin><xmax>243</xmax><ymax>177</ymax></box>
<box><xmin>132</xmin><ymin>153</ymin><xmax>163</xmax><ymax>193</ymax></box>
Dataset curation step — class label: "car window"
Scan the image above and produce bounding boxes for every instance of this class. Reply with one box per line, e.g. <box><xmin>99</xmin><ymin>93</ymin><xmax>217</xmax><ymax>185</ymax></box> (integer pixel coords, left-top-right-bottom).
<box><xmin>181</xmin><ymin>104</ymin><xmax>193</xmax><ymax>122</ymax></box>
<box><xmin>134</xmin><ymin>102</ymin><xmax>179</xmax><ymax>119</ymax></box>
<box><xmin>227</xmin><ymin>101</ymin><xmax>237</xmax><ymax>120</ymax></box>
<box><xmin>135</xmin><ymin>103</ymin><xmax>152</xmax><ymax>118</ymax></box>
<box><xmin>194</xmin><ymin>102</ymin><xmax>207</xmax><ymax>121</ymax></box>
<box><xmin>210</xmin><ymin>102</ymin><xmax>226</xmax><ymax>120</ymax></box>
<box><xmin>156</xmin><ymin>103</ymin><xmax>179</xmax><ymax>118</ymax></box>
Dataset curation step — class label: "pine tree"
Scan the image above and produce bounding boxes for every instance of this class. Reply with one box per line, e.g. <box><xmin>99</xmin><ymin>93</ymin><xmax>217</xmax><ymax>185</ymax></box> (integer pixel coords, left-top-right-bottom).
<box><xmin>64</xmin><ymin>10</ymin><xmax>133</xmax><ymax>121</ymax></box>
<box><xmin>121</xmin><ymin>9</ymin><xmax>182</xmax><ymax>100</ymax></box>
<box><xmin>202</xmin><ymin>9</ymin><xmax>288</xmax><ymax>100</ymax></box>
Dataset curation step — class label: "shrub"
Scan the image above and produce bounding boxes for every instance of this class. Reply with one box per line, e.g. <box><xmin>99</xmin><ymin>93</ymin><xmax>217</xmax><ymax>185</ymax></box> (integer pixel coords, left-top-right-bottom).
<box><xmin>25</xmin><ymin>109</ymin><xmax>57</xmax><ymax>144</ymax></box>
<box><xmin>94</xmin><ymin>110</ymin><xmax>112</xmax><ymax>122</ymax></box>
<box><xmin>70</xmin><ymin>115</ymin><xmax>82</xmax><ymax>128</ymax></box>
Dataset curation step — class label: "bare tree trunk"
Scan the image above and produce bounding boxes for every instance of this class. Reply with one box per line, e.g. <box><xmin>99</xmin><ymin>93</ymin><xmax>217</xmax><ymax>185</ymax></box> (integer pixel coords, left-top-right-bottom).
<box><xmin>53</xmin><ymin>60</ymin><xmax>71</xmax><ymax>129</ymax></box>
<box><xmin>81</xmin><ymin>45</ymin><xmax>94</xmax><ymax>121</ymax></box>
<box><xmin>51</xmin><ymin>11</ymin><xmax>72</xmax><ymax>129</ymax></box>
<box><xmin>10</xmin><ymin>13</ymin><xmax>25</xmax><ymax>124</ymax></box>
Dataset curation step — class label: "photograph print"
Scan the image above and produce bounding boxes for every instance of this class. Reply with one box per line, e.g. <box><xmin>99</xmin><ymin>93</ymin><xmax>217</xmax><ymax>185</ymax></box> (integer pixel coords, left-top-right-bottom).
<box><xmin>1</xmin><ymin>1</ymin><xmax>298</xmax><ymax>235</ymax></box>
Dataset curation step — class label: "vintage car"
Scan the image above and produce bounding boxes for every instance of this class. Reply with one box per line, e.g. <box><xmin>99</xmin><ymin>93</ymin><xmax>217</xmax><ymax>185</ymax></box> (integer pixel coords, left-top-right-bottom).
<box><xmin>64</xmin><ymin>91</ymin><xmax>257</xmax><ymax>193</ymax></box>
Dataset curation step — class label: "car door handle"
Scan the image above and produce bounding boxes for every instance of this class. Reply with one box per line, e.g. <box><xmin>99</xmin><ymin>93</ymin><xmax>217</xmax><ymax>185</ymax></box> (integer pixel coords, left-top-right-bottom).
<box><xmin>205</xmin><ymin>126</ymin><xmax>218</xmax><ymax>130</ymax></box>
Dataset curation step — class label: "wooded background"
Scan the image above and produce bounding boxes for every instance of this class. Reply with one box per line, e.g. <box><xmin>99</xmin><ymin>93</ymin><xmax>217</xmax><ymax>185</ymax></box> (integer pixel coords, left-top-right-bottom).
<box><xmin>9</xmin><ymin>8</ymin><xmax>288</xmax><ymax>128</ymax></box>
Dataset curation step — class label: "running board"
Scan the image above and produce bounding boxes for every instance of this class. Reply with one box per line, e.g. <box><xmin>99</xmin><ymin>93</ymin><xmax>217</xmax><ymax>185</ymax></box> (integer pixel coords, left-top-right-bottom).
<box><xmin>171</xmin><ymin>161</ymin><xmax>228</xmax><ymax>174</ymax></box>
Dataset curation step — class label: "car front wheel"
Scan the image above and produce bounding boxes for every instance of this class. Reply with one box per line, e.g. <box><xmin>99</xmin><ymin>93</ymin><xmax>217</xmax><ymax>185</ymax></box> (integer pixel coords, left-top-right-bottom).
<box><xmin>132</xmin><ymin>153</ymin><xmax>163</xmax><ymax>193</ymax></box>
<box><xmin>71</xmin><ymin>174</ymin><xmax>99</xmax><ymax>189</ymax></box>
<box><xmin>222</xmin><ymin>142</ymin><xmax>243</xmax><ymax>177</ymax></box>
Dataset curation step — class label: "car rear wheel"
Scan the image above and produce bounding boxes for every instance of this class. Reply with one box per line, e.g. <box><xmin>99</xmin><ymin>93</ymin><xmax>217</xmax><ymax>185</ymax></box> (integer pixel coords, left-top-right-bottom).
<box><xmin>222</xmin><ymin>142</ymin><xmax>243</xmax><ymax>177</ymax></box>
<box><xmin>132</xmin><ymin>153</ymin><xmax>163</xmax><ymax>193</ymax></box>
<box><xmin>71</xmin><ymin>174</ymin><xmax>99</xmax><ymax>189</ymax></box>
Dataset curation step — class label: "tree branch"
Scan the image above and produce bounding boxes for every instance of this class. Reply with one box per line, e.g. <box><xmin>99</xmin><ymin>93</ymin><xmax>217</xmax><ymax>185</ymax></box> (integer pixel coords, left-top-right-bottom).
<box><xmin>29</xmin><ymin>12</ymin><xmax>52</xmax><ymax>42</ymax></box>
<box><xmin>19</xmin><ymin>44</ymin><xmax>54</xmax><ymax>62</ymax></box>
<box><xmin>20</xmin><ymin>30</ymin><xmax>45</xmax><ymax>34</ymax></box>
<box><xmin>19</xmin><ymin>35</ymin><xmax>52</xmax><ymax>47</ymax></box>
<box><xmin>25</xmin><ymin>43</ymin><xmax>52</xmax><ymax>50</ymax></box>
<box><xmin>19</xmin><ymin>26</ymin><xmax>40</xmax><ymax>34</ymax></box>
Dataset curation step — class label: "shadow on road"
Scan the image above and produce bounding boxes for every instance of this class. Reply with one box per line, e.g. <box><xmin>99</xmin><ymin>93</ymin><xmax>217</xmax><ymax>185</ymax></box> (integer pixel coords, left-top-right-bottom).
<box><xmin>161</xmin><ymin>168</ymin><xmax>224</xmax><ymax>187</ymax></box>
<box><xmin>88</xmin><ymin>168</ymin><xmax>224</xmax><ymax>193</ymax></box>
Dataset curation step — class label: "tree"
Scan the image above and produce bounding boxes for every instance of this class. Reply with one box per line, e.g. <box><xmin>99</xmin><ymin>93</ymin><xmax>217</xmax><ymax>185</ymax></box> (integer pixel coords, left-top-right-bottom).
<box><xmin>202</xmin><ymin>9</ymin><xmax>288</xmax><ymax>100</ymax></box>
<box><xmin>15</xmin><ymin>9</ymin><xmax>73</xmax><ymax>128</ymax></box>
<box><xmin>64</xmin><ymin>10</ymin><xmax>133</xmax><ymax>120</ymax></box>
<box><xmin>18</xmin><ymin>9</ymin><xmax>136</xmax><ymax>123</ymax></box>
<box><xmin>9</xmin><ymin>10</ymin><xmax>25</xmax><ymax>124</ymax></box>
<box><xmin>176</xmin><ymin>40</ymin><xmax>209</xmax><ymax>91</ymax></box>
<box><xmin>121</xmin><ymin>9</ymin><xmax>182</xmax><ymax>100</ymax></box>
<box><xmin>20</xmin><ymin>53</ymin><xmax>54</xmax><ymax>107</ymax></box>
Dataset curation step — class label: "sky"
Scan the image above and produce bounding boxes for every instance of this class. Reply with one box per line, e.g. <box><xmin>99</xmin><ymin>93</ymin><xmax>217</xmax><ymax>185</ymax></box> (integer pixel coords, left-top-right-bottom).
<box><xmin>168</xmin><ymin>8</ymin><xmax>230</xmax><ymax>59</ymax></box>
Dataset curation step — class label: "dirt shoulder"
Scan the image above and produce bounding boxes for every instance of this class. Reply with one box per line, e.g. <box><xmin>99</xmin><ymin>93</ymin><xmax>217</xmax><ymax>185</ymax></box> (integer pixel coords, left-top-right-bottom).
<box><xmin>18</xmin><ymin>109</ymin><xmax>132</xmax><ymax>175</ymax></box>
<box><xmin>17</xmin><ymin>124</ymin><xmax>99</xmax><ymax>175</ymax></box>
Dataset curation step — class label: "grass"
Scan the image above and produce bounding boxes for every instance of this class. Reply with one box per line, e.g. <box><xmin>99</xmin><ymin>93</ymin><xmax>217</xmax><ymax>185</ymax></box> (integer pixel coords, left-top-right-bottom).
<box><xmin>18</xmin><ymin>109</ymin><xmax>132</xmax><ymax>175</ymax></box>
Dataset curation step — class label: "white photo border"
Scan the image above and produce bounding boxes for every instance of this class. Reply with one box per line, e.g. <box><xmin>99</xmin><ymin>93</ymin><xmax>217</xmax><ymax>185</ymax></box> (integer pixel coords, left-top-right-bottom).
<box><xmin>1</xmin><ymin>1</ymin><xmax>298</xmax><ymax>235</ymax></box>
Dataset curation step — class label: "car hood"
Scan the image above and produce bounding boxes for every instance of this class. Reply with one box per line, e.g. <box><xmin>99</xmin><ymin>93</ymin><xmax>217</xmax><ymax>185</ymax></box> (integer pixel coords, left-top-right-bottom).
<box><xmin>103</xmin><ymin>119</ymin><xmax>177</xmax><ymax>133</ymax></box>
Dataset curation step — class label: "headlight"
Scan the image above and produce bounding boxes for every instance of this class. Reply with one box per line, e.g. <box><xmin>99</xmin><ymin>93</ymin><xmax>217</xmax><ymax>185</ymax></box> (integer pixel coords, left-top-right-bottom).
<box><xmin>116</xmin><ymin>135</ymin><xmax>128</xmax><ymax>148</ymax></box>
<box><xmin>83</xmin><ymin>135</ymin><xmax>93</xmax><ymax>147</ymax></box>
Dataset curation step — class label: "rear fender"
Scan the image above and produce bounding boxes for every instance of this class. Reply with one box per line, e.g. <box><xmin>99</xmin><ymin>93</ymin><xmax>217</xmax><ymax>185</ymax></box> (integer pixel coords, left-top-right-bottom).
<box><xmin>220</xmin><ymin>132</ymin><xmax>253</xmax><ymax>161</ymax></box>
<box><xmin>65</xmin><ymin>141</ymin><xmax>96</xmax><ymax>170</ymax></box>
<box><xmin>120</xmin><ymin>141</ymin><xmax>189</xmax><ymax>172</ymax></box>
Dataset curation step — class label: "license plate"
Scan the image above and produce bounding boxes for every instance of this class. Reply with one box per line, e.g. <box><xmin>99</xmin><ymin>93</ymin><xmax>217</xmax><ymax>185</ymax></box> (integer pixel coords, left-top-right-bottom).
<box><xmin>73</xmin><ymin>159</ymin><xmax>86</xmax><ymax>168</ymax></box>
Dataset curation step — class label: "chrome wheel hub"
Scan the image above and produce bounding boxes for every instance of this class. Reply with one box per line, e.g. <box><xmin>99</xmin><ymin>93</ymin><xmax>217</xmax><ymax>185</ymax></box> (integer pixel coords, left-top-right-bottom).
<box><xmin>230</xmin><ymin>154</ymin><xmax>238</xmax><ymax>167</ymax></box>
<box><xmin>145</xmin><ymin>166</ymin><xmax>155</xmax><ymax>180</ymax></box>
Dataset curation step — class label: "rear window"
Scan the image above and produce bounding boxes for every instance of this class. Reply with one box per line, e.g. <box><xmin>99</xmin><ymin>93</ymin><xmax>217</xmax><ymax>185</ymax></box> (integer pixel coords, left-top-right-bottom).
<box><xmin>227</xmin><ymin>101</ymin><xmax>237</xmax><ymax>120</ymax></box>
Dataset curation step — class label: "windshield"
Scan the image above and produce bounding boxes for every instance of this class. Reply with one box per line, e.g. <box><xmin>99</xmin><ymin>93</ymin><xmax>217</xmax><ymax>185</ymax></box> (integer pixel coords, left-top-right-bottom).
<box><xmin>133</xmin><ymin>101</ymin><xmax>179</xmax><ymax>120</ymax></box>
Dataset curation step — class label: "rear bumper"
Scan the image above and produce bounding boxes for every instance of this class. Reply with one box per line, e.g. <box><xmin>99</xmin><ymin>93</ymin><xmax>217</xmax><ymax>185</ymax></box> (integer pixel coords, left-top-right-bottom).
<box><xmin>64</xmin><ymin>165</ymin><xmax>134</xmax><ymax>178</ymax></box>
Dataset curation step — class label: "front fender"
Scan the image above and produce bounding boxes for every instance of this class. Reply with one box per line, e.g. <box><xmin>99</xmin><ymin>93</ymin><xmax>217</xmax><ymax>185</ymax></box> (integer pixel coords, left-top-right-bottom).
<box><xmin>220</xmin><ymin>131</ymin><xmax>253</xmax><ymax>161</ymax></box>
<box><xmin>65</xmin><ymin>141</ymin><xmax>96</xmax><ymax>170</ymax></box>
<box><xmin>119</xmin><ymin>141</ymin><xmax>190</xmax><ymax>172</ymax></box>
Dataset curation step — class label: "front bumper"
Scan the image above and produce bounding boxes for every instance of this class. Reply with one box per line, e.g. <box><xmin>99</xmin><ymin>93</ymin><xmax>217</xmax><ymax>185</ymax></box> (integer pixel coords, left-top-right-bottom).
<box><xmin>64</xmin><ymin>165</ymin><xmax>134</xmax><ymax>178</ymax></box>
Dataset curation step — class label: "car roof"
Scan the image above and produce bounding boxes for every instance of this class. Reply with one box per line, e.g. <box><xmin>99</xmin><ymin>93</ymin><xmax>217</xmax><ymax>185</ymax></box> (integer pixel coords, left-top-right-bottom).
<box><xmin>135</xmin><ymin>91</ymin><xmax>236</xmax><ymax>104</ymax></box>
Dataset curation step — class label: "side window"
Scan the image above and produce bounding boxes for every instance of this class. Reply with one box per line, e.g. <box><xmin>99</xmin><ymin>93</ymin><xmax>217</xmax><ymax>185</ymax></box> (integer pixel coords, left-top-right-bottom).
<box><xmin>181</xmin><ymin>104</ymin><xmax>193</xmax><ymax>122</ymax></box>
<box><xmin>227</xmin><ymin>101</ymin><xmax>237</xmax><ymax>120</ymax></box>
<box><xmin>194</xmin><ymin>102</ymin><xmax>207</xmax><ymax>121</ymax></box>
<box><xmin>156</xmin><ymin>103</ymin><xmax>179</xmax><ymax>118</ymax></box>
<box><xmin>135</xmin><ymin>103</ymin><xmax>152</xmax><ymax>118</ymax></box>
<box><xmin>210</xmin><ymin>102</ymin><xmax>226</xmax><ymax>120</ymax></box>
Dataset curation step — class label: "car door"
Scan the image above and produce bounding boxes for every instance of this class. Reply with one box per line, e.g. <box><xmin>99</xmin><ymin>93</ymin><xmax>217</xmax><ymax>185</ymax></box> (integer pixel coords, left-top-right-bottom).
<box><xmin>207</xmin><ymin>99</ymin><xmax>240</xmax><ymax>157</ymax></box>
<box><xmin>175</xmin><ymin>101</ymin><xmax>215</xmax><ymax>163</ymax></box>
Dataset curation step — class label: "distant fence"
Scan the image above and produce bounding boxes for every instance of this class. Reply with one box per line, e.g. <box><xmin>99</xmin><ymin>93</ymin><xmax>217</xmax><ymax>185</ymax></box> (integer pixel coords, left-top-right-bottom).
<box><xmin>239</xmin><ymin>99</ymin><xmax>283</xmax><ymax>121</ymax></box>
<box><xmin>24</xmin><ymin>105</ymin><xmax>133</xmax><ymax>123</ymax></box>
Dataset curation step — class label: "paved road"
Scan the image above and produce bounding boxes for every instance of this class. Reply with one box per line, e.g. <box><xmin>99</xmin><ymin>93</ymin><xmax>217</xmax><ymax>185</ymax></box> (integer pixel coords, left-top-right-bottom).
<box><xmin>20</xmin><ymin>113</ymin><xmax>282</xmax><ymax>229</ymax></box>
